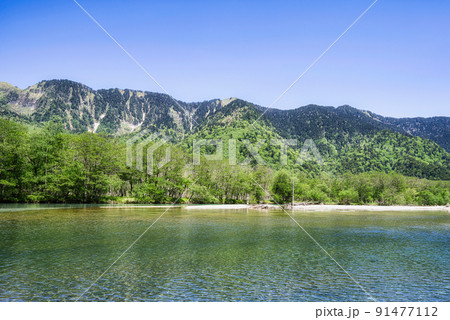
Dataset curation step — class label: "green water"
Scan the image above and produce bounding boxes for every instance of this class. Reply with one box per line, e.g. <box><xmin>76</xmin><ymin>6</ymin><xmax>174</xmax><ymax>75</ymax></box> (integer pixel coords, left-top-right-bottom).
<box><xmin>0</xmin><ymin>206</ymin><xmax>448</xmax><ymax>301</ymax></box>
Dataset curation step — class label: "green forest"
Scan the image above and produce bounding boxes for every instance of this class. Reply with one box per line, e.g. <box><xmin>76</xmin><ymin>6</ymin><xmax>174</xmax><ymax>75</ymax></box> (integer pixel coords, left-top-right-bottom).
<box><xmin>1</xmin><ymin>118</ymin><xmax>449</xmax><ymax>205</ymax></box>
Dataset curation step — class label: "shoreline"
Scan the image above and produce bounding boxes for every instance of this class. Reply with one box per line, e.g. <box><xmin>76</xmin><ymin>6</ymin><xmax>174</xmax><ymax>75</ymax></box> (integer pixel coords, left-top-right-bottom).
<box><xmin>1</xmin><ymin>204</ymin><xmax>448</xmax><ymax>213</ymax></box>
<box><xmin>184</xmin><ymin>204</ymin><xmax>450</xmax><ymax>212</ymax></box>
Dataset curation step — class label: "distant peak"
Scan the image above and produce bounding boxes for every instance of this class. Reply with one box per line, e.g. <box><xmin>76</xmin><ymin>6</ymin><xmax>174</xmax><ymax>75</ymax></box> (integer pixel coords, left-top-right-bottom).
<box><xmin>0</xmin><ymin>82</ymin><xmax>21</xmax><ymax>92</ymax></box>
<box><xmin>220</xmin><ymin>97</ymin><xmax>237</xmax><ymax>106</ymax></box>
<box><xmin>35</xmin><ymin>79</ymin><xmax>94</xmax><ymax>91</ymax></box>
<box><xmin>337</xmin><ymin>104</ymin><xmax>354</xmax><ymax>110</ymax></box>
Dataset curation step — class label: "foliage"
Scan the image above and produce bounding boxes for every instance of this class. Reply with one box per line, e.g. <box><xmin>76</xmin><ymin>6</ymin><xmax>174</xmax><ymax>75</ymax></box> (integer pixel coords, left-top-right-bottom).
<box><xmin>272</xmin><ymin>170</ymin><xmax>292</xmax><ymax>203</ymax></box>
<box><xmin>0</xmin><ymin>117</ymin><xmax>449</xmax><ymax>205</ymax></box>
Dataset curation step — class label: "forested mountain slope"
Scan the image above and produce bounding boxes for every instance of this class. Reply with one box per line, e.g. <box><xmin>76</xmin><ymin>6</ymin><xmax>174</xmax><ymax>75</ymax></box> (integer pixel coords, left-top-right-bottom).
<box><xmin>1</xmin><ymin>79</ymin><xmax>449</xmax><ymax>180</ymax></box>
<box><xmin>187</xmin><ymin>100</ymin><xmax>449</xmax><ymax>179</ymax></box>
<box><xmin>383</xmin><ymin>116</ymin><xmax>450</xmax><ymax>152</ymax></box>
<box><xmin>261</xmin><ymin>104</ymin><xmax>450</xmax><ymax>151</ymax></box>
<box><xmin>1</xmin><ymin>79</ymin><xmax>448</xmax><ymax>150</ymax></box>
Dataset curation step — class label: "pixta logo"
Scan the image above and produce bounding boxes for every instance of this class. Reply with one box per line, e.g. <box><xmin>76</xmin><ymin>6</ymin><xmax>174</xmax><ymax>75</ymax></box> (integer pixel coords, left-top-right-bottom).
<box><xmin>193</xmin><ymin>138</ymin><xmax>324</xmax><ymax>166</ymax></box>
<box><xmin>127</xmin><ymin>131</ymin><xmax>324</xmax><ymax>172</ymax></box>
<box><xmin>126</xmin><ymin>130</ymin><xmax>171</xmax><ymax>175</ymax></box>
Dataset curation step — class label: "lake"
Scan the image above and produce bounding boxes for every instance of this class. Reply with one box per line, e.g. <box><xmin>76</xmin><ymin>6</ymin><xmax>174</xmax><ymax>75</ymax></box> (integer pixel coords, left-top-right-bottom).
<box><xmin>0</xmin><ymin>205</ymin><xmax>448</xmax><ymax>301</ymax></box>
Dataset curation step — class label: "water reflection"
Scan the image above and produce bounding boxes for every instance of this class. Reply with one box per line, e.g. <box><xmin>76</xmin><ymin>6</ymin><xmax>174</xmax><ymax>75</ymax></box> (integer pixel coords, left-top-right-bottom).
<box><xmin>0</xmin><ymin>207</ymin><xmax>448</xmax><ymax>301</ymax></box>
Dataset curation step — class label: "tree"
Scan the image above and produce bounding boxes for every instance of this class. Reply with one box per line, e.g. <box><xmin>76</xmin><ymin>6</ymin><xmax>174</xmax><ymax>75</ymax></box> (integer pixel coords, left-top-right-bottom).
<box><xmin>272</xmin><ymin>170</ymin><xmax>292</xmax><ymax>203</ymax></box>
<box><xmin>59</xmin><ymin>133</ymin><xmax>119</xmax><ymax>202</ymax></box>
<box><xmin>0</xmin><ymin>119</ymin><xmax>28</xmax><ymax>201</ymax></box>
<box><xmin>25</xmin><ymin>121</ymin><xmax>65</xmax><ymax>201</ymax></box>
<box><xmin>338</xmin><ymin>188</ymin><xmax>359</xmax><ymax>204</ymax></box>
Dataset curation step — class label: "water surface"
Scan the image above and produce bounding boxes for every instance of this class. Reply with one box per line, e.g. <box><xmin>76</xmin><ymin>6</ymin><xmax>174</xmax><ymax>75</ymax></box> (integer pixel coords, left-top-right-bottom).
<box><xmin>0</xmin><ymin>206</ymin><xmax>448</xmax><ymax>301</ymax></box>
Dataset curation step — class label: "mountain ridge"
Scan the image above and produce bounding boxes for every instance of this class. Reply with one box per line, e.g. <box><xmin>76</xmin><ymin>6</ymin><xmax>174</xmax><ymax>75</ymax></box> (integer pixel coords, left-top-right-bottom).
<box><xmin>1</xmin><ymin>79</ymin><xmax>449</xmax><ymax>152</ymax></box>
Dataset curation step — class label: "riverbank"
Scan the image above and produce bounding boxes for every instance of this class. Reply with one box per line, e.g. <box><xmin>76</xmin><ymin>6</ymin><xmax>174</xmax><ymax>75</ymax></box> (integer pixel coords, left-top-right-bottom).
<box><xmin>184</xmin><ymin>204</ymin><xmax>450</xmax><ymax>212</ymax></box>
<box><xmin>1</xmin><ymin>203</ymin><xmax>448</xmax><ymax>212</ymax></box>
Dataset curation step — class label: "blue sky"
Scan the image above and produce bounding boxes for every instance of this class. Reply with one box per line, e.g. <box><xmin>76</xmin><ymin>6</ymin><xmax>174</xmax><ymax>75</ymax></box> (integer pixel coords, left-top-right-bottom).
<box><xmin>1</xmin><ymin>0</ymin><xmax>449</xmax><ymax>117</ymax></box>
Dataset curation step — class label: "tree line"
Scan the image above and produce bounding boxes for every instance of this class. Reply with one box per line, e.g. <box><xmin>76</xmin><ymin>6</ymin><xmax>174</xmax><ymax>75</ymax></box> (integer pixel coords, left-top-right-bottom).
<box><xmin>1</xmin><ymin>118</ymin><xmax>448</xmax><ymax>205</ymax></box>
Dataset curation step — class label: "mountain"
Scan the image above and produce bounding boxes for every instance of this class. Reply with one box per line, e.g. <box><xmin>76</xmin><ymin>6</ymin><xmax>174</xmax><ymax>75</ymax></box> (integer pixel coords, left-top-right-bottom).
<box><xmin>382</xmin><ymin>116</ymin><xmax>450</xmax><ymax>152</ymax></box>
<box><xmin>1</xmin><ymin>79</ymin><xmax>449</xmax><ymax>179</ymax></box>
<box><xmin>0</xmin><ymin>80</ymin><xmax>192</xmax><ymax>137</ymax></box>
<box><xmin>261</xmin><ymin>104</ymin><xmax>450</xmax><ymax>151</ymax></box>
<box><xmin>1</xmin><ymin>79</ymin><xmax>448</xmax><ymax>150</ymax></box>
<box><xmin>186</xmin><ymin>100</ymin><xmax>449</xmax><ymax>179</ymax></box>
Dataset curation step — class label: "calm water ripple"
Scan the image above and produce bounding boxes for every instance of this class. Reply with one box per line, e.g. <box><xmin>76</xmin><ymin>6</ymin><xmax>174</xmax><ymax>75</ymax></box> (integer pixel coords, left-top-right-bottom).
<box><xmin>0</xmin><ymin>207</ymin><xmax>448</xmax><ymax>301</ymax></box>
